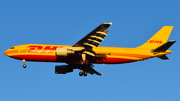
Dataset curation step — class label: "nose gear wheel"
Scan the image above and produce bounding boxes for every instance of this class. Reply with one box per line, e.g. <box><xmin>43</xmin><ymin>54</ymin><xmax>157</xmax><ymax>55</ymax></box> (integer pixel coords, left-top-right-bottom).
<box><xmin>23</xmin><ymin>59</ymin><xmax>26</xmax><ymax>68</ymax></box>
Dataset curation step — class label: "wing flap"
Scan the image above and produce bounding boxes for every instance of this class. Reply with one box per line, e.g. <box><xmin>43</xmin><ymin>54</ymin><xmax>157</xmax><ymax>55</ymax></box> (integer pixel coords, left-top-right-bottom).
<box><xmin>90</xmin><ymin>36</ymin><xmax>104</xmax><ymax>41</ymax></box>
<box><xmin>81</xmin><ymin>65</ymin><xmax>103</xmax><ymax>76</ymax></box>
<box><xmin>96</xmin><ymin>31</ymin><xmax>108</xmax><ymax>36</ymax></box>
<box><xmin>88</xmin><ymin>39</ymin><xmax>101</xmax><ymax>44</ymax></box>
<box><xmin>83</xmin><ymin>43</ymin><xmax>96</xmax><ymax>48</ymax></box>
<box><xmin>83</xmin><ymin>51</ymin><xmax>95</xmax><ymax>57</ymax></box>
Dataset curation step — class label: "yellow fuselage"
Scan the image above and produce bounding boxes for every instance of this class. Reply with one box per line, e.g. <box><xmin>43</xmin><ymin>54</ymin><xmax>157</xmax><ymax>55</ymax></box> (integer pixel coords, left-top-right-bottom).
<box><xmin>4</xmin><ymin>44</ymin><xmax>171</xmax><ymax>64</ymax></box>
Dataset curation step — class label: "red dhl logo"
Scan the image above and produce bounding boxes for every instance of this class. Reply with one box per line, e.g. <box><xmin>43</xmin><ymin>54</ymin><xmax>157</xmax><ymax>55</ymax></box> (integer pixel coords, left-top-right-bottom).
<box><xmin>147</xmin><ymin>40</ymin><xmax>163</xmax><ymax>44</ymax></box>
<box><xmin>21</xmin><ymin>46</ymin><xmax>61</xmax><ymax>53</ymax></box>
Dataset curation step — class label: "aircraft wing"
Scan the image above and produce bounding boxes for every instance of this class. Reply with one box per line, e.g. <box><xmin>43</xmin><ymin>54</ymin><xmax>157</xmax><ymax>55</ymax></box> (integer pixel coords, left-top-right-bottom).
<box><xmin>72</xmin><ymin>22</ymin><xmax>112</xmax><ymax>48</ymax></box>
<box><xmin>81</xmin><ymin>65</ymin><xmax>103</xmax><ymax>76</ymax></box>
<box><xmin>72</xmin><ymin>22</ymin><xmax>112</xmax><ymax>62</ymax></box>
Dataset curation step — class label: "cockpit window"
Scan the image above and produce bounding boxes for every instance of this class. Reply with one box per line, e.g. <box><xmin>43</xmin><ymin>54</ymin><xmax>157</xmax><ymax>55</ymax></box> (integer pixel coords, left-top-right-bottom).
<box><xmin>10</xmin><ymin>47</ymin><xmax>14</xmax><ymax>49</ymax></box>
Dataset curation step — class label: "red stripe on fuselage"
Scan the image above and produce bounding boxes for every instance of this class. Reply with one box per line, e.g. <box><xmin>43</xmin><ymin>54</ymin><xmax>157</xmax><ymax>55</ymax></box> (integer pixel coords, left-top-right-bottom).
<box><xmin>10</xmin><ymin>55</ymin><xmax>136</xmax><ymax>64</ymax></box>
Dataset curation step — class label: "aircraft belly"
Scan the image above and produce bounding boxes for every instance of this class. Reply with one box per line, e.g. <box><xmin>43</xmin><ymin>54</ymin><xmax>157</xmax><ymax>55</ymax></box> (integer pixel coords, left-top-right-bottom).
<box><xmin>10</xmin><ymin>54</ymin><xmax>137</xmax><ymax>64</ymax></box>
<box><xmin>10</xmin><ymin>54</ymin><xmax>57</xmax><ymax>62</ymax></box>
<box><xmin>90</xmin><ymin>57</ymin><xmax>136</xmax><ymax>64</ymax></box>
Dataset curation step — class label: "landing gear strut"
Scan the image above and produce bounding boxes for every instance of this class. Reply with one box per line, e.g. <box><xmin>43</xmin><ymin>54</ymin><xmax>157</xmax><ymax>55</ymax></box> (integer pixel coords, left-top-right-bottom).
<box><xmin>79</xmin><ymin>71</ymin><xmax>87</xmax><ymax>77</ymax></box>
<box><xmin>23</xmin><ymin>59</ymin><xmax>26</xmax><ymax>68</ymax></box>
<box><xmin>80</xmin><ymin>61</ymin><xmax>88</xmax><ymax>65</ymax></box>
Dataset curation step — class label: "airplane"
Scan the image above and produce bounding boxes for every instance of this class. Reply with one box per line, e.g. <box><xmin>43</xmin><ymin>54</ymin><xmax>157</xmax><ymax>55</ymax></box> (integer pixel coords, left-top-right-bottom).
<box><xmin>4</xmin><ymin>22</ymin><xmax>176</xmax><ymax>76</ymax></box>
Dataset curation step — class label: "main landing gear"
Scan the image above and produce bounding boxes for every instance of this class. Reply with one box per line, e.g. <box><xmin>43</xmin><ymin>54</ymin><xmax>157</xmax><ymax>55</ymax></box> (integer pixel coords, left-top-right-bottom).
<box><xmin>22</xmin><ymin>59</ymin><xmax>26</xmax><ymax>68</ymax></box>
<box><xmin>79</xmin><ymin>71</ymin><xmax>87</xmax><ymax>77</ymax></box>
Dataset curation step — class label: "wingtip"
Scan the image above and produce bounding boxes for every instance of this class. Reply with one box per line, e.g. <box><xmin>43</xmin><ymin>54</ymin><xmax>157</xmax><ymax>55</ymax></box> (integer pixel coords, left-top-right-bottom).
<box><xmin>103</xmin><ymin>22</ymin><xmax>112</xmax><ymax>25</ymax></box>
<box><xmin>169</xmin><ymin>40</ymin><xmax>176</xmax><ymax>43</ymax></box>
<box><xmin>109</xmin><ymin>22</ymin><xmax>112</xmax><ymax>25</ymax></box>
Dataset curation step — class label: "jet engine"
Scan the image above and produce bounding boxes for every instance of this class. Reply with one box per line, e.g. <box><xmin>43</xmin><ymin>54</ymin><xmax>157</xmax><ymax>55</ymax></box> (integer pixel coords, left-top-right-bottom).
<box><xmin>55</xmin><ymin>47</ymin><xmax>74</xmax><ymax>56</ymax></box>
<box><xmin>55</xmin><ymin>65</ymin><xmax>74</xmax><ymax>74</ymax></box>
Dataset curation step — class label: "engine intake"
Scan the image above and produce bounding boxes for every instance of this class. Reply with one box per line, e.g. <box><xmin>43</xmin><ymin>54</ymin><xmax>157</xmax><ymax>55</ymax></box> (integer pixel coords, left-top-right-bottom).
<box><xmin>55</xmin><ymin>47</ymin><xmax>74</xmax><ymax>56</ymax></box>
<box><xmin>55</xmin><ymin>65</ymin><xmax>74</xmax><ymax>74</ymax></box>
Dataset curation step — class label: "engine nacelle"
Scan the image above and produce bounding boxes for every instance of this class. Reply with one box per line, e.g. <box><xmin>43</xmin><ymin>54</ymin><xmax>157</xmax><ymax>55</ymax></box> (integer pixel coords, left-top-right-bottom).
<box><xmin>55</xmin><ymin>65</ymin><xmax>73</xmax><ymax>74</ymax></box>
<box><xmin>55</xmin><ymin>47</ymin><xmax>74</xmax><ymax>56</ymax></box>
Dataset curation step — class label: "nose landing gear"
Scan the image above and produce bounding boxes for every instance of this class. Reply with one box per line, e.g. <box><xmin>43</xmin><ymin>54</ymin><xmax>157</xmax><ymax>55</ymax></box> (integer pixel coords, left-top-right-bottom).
<box><xmin>23</xmin><ymin>59</ymin><xmax>26</xmax><ymax>68</ymax></box>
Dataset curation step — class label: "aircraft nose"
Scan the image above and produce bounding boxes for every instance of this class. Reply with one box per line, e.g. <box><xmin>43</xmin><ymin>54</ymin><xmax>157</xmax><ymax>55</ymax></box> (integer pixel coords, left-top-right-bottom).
<box><xmin>4</xmin><ymin>50</ymin><xmax>9</xmax><ymax>56</ymax></box>
<box><xmin>4</xmin><ymin>49</ymin><xmax>18</xmax><ymax>57</ymax></box>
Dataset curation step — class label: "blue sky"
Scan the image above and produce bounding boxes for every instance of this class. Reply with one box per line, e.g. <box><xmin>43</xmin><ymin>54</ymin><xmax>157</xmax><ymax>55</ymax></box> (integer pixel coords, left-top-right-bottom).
<box><xmin>1</xmin><ymin>0</ymin><xmax>180</xmax><ymax>101</ymax></box>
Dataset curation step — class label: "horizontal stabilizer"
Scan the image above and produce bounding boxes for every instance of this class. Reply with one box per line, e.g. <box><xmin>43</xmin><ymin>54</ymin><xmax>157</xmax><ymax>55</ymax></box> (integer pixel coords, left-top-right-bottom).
<box><xmin>157</xmin><ymin>55</ymin><xmax>169</xmax><ymax>60</ymax></box>
<box><xmin>152</xmin><ymin>41</ymin><xmax>176</xmax><ymax>52</ymax></box>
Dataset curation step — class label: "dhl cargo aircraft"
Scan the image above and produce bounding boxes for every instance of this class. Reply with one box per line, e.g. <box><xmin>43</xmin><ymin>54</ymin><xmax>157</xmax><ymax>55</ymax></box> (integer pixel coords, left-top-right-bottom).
<box><xmin>4</xmin><ymin>22</ymin><xmax>176</xmax><ymax>76</ymax></box>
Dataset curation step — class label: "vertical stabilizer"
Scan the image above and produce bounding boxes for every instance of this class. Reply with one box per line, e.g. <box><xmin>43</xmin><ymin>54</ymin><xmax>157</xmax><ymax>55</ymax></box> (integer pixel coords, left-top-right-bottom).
<box><xmin>137</xmin><ymin>26</ymin><xmax>174</xmax><ymax>49</ymax></box>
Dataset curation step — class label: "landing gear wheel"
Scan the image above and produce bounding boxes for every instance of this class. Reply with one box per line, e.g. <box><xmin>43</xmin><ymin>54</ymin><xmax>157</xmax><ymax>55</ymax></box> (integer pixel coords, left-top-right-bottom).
<box><xmin>79</xmin><ymin>72</ymin><xmax>83</xmax><ymax>76</ymax></box>
<box><xmin>23</xmin><ymin>64</ymin><xmax>26</xmax><ymax>68</ymax></box>
<box><xmin>22</xmin><ymin>59</ymin><xmax>26</xmax><ymax>68</ymax></box>
<box><xmin>84</xmin><ymin>72</ymin><xmax>87</xmax><ymax>76</ymax></box>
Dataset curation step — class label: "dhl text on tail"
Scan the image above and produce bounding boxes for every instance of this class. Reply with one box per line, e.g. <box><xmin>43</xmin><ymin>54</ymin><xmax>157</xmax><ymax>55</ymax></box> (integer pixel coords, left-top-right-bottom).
<box><xmin>4</xmin><ymin>22</ymin><xmax>176</xmax><ymax>76</ymax></box>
